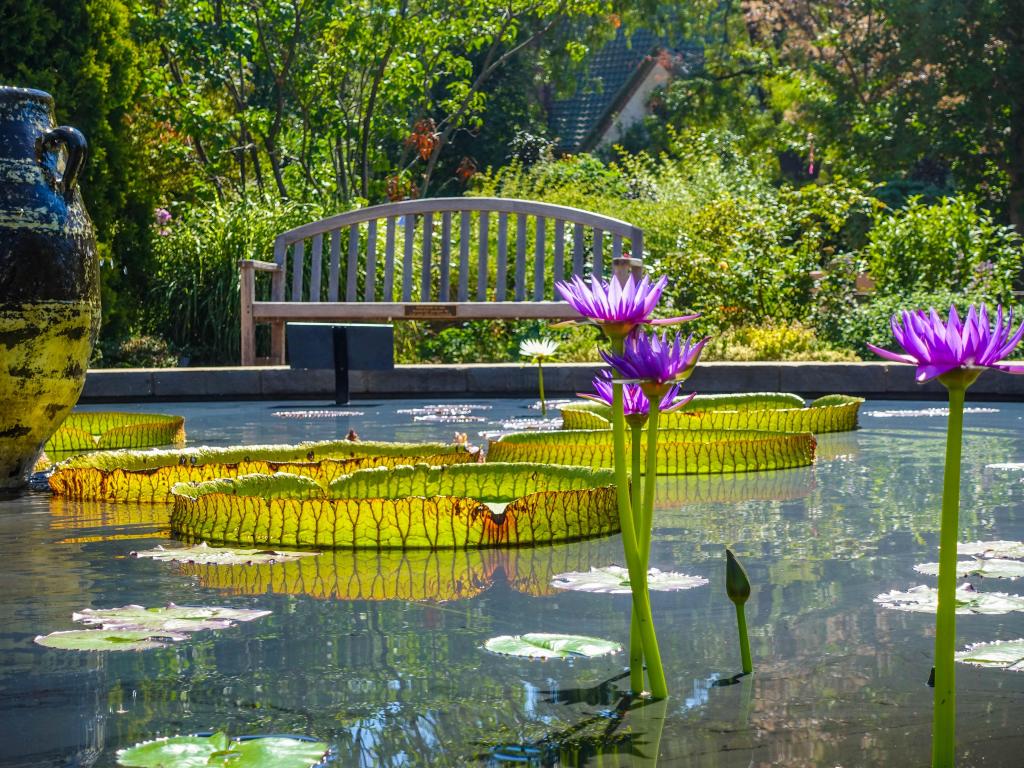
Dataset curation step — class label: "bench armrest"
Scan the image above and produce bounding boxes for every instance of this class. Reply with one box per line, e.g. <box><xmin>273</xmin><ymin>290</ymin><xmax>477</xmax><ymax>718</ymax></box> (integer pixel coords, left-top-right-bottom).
<box><xmin>239</xmin><ymin>259</ymin><xmax>280</xmax><ymax>272</ymax></box>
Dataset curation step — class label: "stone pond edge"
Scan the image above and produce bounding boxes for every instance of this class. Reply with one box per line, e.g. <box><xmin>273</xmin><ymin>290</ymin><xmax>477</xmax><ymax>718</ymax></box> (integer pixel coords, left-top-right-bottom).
<box><xmin>79</xmin><ymin>362</ymin><xmax>1024</xmax><ymax>402</ymax></box>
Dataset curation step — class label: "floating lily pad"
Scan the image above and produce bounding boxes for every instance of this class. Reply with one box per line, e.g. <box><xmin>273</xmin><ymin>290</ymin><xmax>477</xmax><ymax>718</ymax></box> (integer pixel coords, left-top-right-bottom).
<box><xmin>560</xmin><ymin>392</ymin><xmax>861</xmax><ymax>434</ymax></box>
<box><xmin>874</xmin><ymin>585</ymin><xmax>1024</xmax><ymax>614</ymax></box>
<box><xmin>46</xmin><ymin>412</ymin><xmax>186</xmax><ymax>455</ymax></box>
<box><xmin>955</xmin><ymin>639</ymin><xmax>1024</xmax><ymax>671</ymax></box>
<box><xmin>170</xmin><ymin>464</ymin><xmax>619</xmax><ymax>550</ymax></box>
<box><xmin>483</xmin><ymin>633</ymin><xmax>621</xmax><ymax>659</ymax></box>
<box><xmin>915</xmin><ymin>559</ymin><xmax>1024</xmax><ymax>579</ymax></box>
<box><xmin>34</xmin><ymin>629</ymin><xmax>187</xmax><ymax>651</ymax></box>
<box><xmin>959</xmin><ymin>540</ymin><xmax>1024</xmax><ymax>560</ymax></box>
<box><xmin>550</xmin><ymin>565</ymin><xmax>709</xmax><ymax>594</ymax></box>
<box><xmin>49</xmin><ymin>439</ymin><xmax>477</xmax><ymax>502</ymax></box>
<box><xmin>132</xmin><ymin>542</ymin><xmax>321</xmax><ymax>566</ymax></box>
<box><xmin>73</xmin><ymin>604</ymin><xmax>271</xmax><ymax>633</ymax></box>
<box><xmin>116</xmin><ymin>731</ymin><xmax>330</xmax><ymax>768</ymax></box>
<box><xmin>487</xmin><ymin>428</ymin><xmax>815</xmax><ymax>475</ymax></box>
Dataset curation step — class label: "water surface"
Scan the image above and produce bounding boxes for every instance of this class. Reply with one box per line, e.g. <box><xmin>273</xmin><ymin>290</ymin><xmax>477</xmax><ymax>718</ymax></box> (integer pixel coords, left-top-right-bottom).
<box><xmin>2</xmin><ymin>398</ymin><xmax>1023</xmax><ymax>767</ymax></box>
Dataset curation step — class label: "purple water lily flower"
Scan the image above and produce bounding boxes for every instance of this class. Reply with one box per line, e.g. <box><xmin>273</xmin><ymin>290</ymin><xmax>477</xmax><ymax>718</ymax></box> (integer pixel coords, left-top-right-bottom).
<box><xmin>867</xmin><ymin>304</ymin><xmax>1024</xmax><ymax>383</ymax></box>
<box><xmin>555</xmin><ymin>274</ymin><xmax>697</xmax><ymax>336</ymax></box>
<box><xmin>578</xmin><ymin>371</ymin><xmax>695</xmax><ymax>416</ymax></box>
<box><xmin>601</xmin><ymin>330</ymin><xmax>709</xmax><ymax>386</ymax></box>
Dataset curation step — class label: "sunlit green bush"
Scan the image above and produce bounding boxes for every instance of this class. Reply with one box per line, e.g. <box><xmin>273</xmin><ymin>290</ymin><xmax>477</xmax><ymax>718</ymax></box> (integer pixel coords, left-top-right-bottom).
<box><xmin>146</xmin><ymin>197</ymin><xmax>327</xmax><ymax>364</ymax></box>
<box><xmin>864</xmin><ymin>196</ymin><xmax>1021</xmax><ymax>300</ymax></box>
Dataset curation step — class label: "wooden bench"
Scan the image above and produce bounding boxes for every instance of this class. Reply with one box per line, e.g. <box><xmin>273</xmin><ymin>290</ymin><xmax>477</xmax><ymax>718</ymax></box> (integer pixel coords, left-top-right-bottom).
<box><xmin>239</xmin><ymin>197</ymin><xmax>645</xmax><ymax>365</ymax></box>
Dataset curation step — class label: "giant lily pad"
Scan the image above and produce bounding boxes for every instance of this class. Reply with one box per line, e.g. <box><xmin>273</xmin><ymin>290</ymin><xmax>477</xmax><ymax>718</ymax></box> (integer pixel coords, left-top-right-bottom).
<box><xmin>49</xmin><ymin>440</ymin><xmax>477</xmax><ymax>502</ymax></box>
<box><xmin>116</xmin><ymin>731</ymin><xmax>330</xmax><ymax>768</ymax></box>
<box><xmin>874</xmin><ymin>585</ymin><xmax>1024</xmax><ymax>614</ymax></box>
<box><xmin>132</xmin><ymin>542</ymin><xmax>320</xmax><ymax>566</ymax></box>
<box><xmin>46</xmin><ymin>412</ymin><xmax>186</xmax><ymax>455</ymax></box>
<box><xmin>34</xmin><ymin>629</ymin><xmax>187</xmax><ymax>651</ymax></box>
<box><xmin>72</xmin><ymin>603</ymin><xmax>271</xmax><ymax>633</ymax></box>
<box><xmin>560</xmin><ymin>392</ymin><xmax>862</xmax><ymax>434</ymax></box>
<box><xmin>955</xmin><ymin>639</ymin><xmax>1024</xmax><ymax>671</ymax></box>
<box><xmin>958</xmin><ymin>540</ymin><xmax>1024</xmax><ymax>560</ymax></box>
<box><xmin>914</xmin><ymin>559</ymin><xmax>1024</xmax><ymax>579</ymax></box>
<box><xmin>483</xmin><ymin>633</ymin><xmax>621</xmax><ymax>659</ymax></box>
<box><xmin>170</xmin><ymin>463</ymin><xmax>619</xmax><ymax>549</ymax></box>
<box><xmin>486</xmin><ymin>429</ymin><xmax>815</xmax><ymax>475</ymax></box>
<box><xmin>550</xmin><ymin>565</ymin><xmax>708</xmax><ymax>594</ymax></box>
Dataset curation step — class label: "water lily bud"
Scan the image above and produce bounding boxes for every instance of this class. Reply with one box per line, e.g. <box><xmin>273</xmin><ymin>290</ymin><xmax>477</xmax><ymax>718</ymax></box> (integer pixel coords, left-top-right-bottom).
<box><xmin>726</xmin><ymin>548</ymin><xmax>750</xmax><ymax>606</ymax></box>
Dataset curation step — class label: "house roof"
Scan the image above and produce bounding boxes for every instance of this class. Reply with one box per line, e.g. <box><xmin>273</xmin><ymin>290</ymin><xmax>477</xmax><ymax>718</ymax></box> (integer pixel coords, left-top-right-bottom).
<box><xmin>548</xmin><ymin>29</ymin><xmax>700</xmax><ymax>153</ymax></box>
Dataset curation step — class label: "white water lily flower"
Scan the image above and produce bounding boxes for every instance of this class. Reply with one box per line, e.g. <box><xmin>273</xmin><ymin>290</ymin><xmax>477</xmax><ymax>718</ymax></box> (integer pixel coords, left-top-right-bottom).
<box><xmin>519</xmin><ymin>338</ymin><xmax>559</xmax><ymax>360</ymax></box>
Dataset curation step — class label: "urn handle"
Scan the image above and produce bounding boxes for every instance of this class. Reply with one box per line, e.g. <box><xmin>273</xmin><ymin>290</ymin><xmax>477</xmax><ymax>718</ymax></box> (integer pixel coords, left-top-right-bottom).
<box><xmin>37</xmin><ymin>126</ymin><xmax>88</xmax><ymax>199</ymax></box>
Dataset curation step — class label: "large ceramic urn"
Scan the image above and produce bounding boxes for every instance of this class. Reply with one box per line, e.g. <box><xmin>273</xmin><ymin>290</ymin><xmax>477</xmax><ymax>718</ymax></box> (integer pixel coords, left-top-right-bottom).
<box><xmin>0</xmin><ymin>87</ymin><xmax>100</xmax><ymax>490</ymax></box>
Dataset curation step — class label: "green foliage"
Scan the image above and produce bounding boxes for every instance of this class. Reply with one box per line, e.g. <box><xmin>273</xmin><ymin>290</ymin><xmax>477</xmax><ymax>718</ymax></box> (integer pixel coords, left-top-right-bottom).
<box><xmin>0</xmin><ymin>0</ymin><xmax>160</xmax><ymax>340</ymax></box>
<box><xmin>145</xmin><ymin>197</ymin><xmax>327</xmax><ymax>363</ymax></box>
<box><xmin>703</xmin><ymin>321</ymin><xmax>859</xmax><ymax>362</ymax></box>
<box><xmin>822</xmin><ymin>289</ymin><xmax>1022</xmax><ymax>355</ymax></box>
<box><xmin>863</xmin><ymin>196</ymin><xmax>1022</xmax><ymax>298</ymax></box>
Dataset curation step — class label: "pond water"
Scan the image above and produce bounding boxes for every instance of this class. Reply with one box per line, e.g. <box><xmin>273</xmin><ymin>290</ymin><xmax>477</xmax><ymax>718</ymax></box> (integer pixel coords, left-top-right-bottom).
<box><xmin>2</xmin><ymin>398</ymin><xmax>1024</xmax><ymax>767</ymax></box>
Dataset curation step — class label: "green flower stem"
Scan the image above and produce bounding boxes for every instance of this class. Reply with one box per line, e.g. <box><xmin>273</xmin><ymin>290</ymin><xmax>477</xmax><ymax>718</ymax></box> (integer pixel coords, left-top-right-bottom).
<box><xmin>609</xmin><ymin>338</ymin><xmax>644</xmax><ymax>695</ymax></box>
<box><xmin>630</xmin><ymin>422</ymin><xmax>644</xmax><ymax>542</ymax></box>
<box><xmin>735</xmin><ymin>603</ymin><xmax>752</xmax><ymax>675</ymax></box>
<box><xmin>629</xmin><ymin>420</ymin><xmax>645</xmax><ymax>694</ymax></box>
<box><xmin>608</xmin><ymin>337</ymin><xmax>666</xmax><ymax>698</ymax></box>
<box><xmin>536</xmin><ymin>360</ymin><xmax>547</xmax><ymax>416</ymax></box>
<box><xmin>932</xmin><ymin>381</ymin><xmax>966</xmax><ymax>768</ymax></box>
<box><xmin>640</xmin><ymin>405</ymin><xmax>659</xmax><ymax>569</ymax></box>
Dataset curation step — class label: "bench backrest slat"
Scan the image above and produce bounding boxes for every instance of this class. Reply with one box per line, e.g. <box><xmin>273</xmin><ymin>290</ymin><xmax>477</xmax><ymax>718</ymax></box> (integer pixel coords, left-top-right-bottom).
<box><xmin>458</xmin><ymin>211</ymin><xmax>470</xmax><ymax>301</ymax></box>
<box><xmin>420</xmin><ymin>212</ymin><xmax>433</xmax><ymax>301</ymax></box>
<box><xmin>514</xmin><ymin>213</ymin><xmax>527</xmax><ymax>301</ymax></box>
<box><xmin>439</xmin><ymin>211</ymin><xmax>452</xmax><ymax>302</ymax></box>
<box><xmin>402</xmin><ymin>215</ymin><xmax>415</xmax><ymax>302</ymax></box>
<box><xmin>476</xmin><ymin>212</ymin><xmax>489</xmax><ymax>301</ymax></box>
<box><xmin>533</xmin><ymin>217</ymin><xmax>546</xmax><ymax>300</ymax></box>
<box><xmin>495</xmin><ymin>212</ymin><xmax>508</xmax><ymax>301</ymax></box>
<box><xmin>383</xmin><ymin>217</ymin><xmax>396</xmax><ymax>301</ymax></box>
<box><xmin>327</xmin><ymin>230</ymin><xmax>341</xmax><ymax>301</ymax></box>
<box><xmin>269</xmin><ymin>197</ymin><xmax>643</xmax><ymax>307</ymax></box>
<box><xmin>291</xmin><ymin>240</ymin><xmax>305</xmax><ymax>301</ymax></box>
<box><xmin>346</xmin><ymin>225</ymin><xmax>359</xmax><ymax>302</ymax></box>
<box><xmin>364</xmin><ymin>220</ymin><xmax>377</xmax><ymax>302</ymax></box>
<box><xmin>552</xmin><ymin>219</ymin><xmax>565</xmax><ymax>289</ymax></box>
<box><xmin>309</xmin><ymin>234</ymin><xmax>323</xmax><ymax>302</ymax></box>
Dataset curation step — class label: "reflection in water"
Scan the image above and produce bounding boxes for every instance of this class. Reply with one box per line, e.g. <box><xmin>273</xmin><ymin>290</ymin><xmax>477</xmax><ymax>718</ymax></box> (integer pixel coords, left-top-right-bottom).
<box><xmin>2</xmin><ymin>399</ymin><xmax>1024</xmax><ymax>766</ymax></box>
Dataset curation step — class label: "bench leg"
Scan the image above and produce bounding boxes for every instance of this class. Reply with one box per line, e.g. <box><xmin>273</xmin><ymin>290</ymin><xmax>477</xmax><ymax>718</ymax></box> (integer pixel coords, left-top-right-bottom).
<box><xmin>270</xmin><ymin>321</ymin><xmax>286</xmax><ymax>365</ymax></box>
<box><xmin>240</xmin><ymin>263</ymin><xmax>256</xmax><ymax>365</ymax></box>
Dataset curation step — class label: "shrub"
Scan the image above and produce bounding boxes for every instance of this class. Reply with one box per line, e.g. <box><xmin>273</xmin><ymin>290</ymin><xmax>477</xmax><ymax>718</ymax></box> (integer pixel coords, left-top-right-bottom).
<box><xmin>834</xmin><ymin>289</ymin><xmax>1023</xmax><ymax>355</ymax></box>
<box><xmin>146</xmin><ymin>197</ymin><xmax>328</xmax><ymax>364</ymax></box>
<box><xmin>864</xmin><ymin>195</ymin><xmax>1022</xmax><ymax>300</ymax></box>
<box><xmin>91</xmin><ymin>335</ymin><xmax>178</xmax><ymax>368</ymax></box>
<box><xmin>703</xmin><ymin>321</ymin><xmax>860</xmax><ymax>362</ymax></box>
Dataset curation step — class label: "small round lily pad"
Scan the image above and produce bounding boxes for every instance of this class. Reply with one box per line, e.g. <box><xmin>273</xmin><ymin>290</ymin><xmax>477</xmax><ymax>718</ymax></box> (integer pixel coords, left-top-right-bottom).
<box><xmin>483</xmin><ymin>632</ymin><xmax>621</xmax><ymax>659</ymax></box>
<box><xmin>72</xmin><ymin>604</ymin><xmax>271</xmax><ymax>633</ymax></box>
<box><xmin>874</xmin><ymin>585</ymin><xmax>1024</xmax><ymax>615</ymax></box>
<box><xmin>955</xmin><ymin>639</ymin><xmax>1024</xmax><ymax>672</ymax></box>
<box><xmin>550</xmin><ymin>565</ymin><xmax>709</xmax><ymax>594</ymax></box>
<box><xmin>915</xmin><ymin>559</ymin><xmax>1024</xmax><ymax>579</ymax></box>
<box><xmin>116</xmin><ymin>731</ymin><xmax>330</xmax><ymax>768</ymax></box>
<box><xmin>958</xmin><ymin>540</ymin><xmax>1024</xmax><ymax>560</ymax></box>
<box><xmin>34</xmin><ymin>629</ymin><xmax>187</xmax><ymax>651</ymax></box>
<box><xmin>131</xmin><ymin>542</ymin><xmax>320</xmax><ymax>566</ymax></box>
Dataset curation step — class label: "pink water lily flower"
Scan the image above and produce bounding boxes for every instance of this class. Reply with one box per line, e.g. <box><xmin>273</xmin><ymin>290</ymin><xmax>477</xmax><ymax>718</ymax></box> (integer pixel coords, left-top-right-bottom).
<box><xmin>555</xmin><ymin>274</ymin><xmax>697</xmax><ymax>336</ymax></box>
<box><xmin>578</xmin><ymin>371</ymin><xmax>695</xmax><ymax>416</ymax></box>
<box><xmin>601</xmin><ymin>329</ymin><xmax>709</xmax><ymax>386</ymax></box>
<box><xmin>867</xmin><ymin>304</ymin><xmax>1024</xmax><ymax>382</ymax></box>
